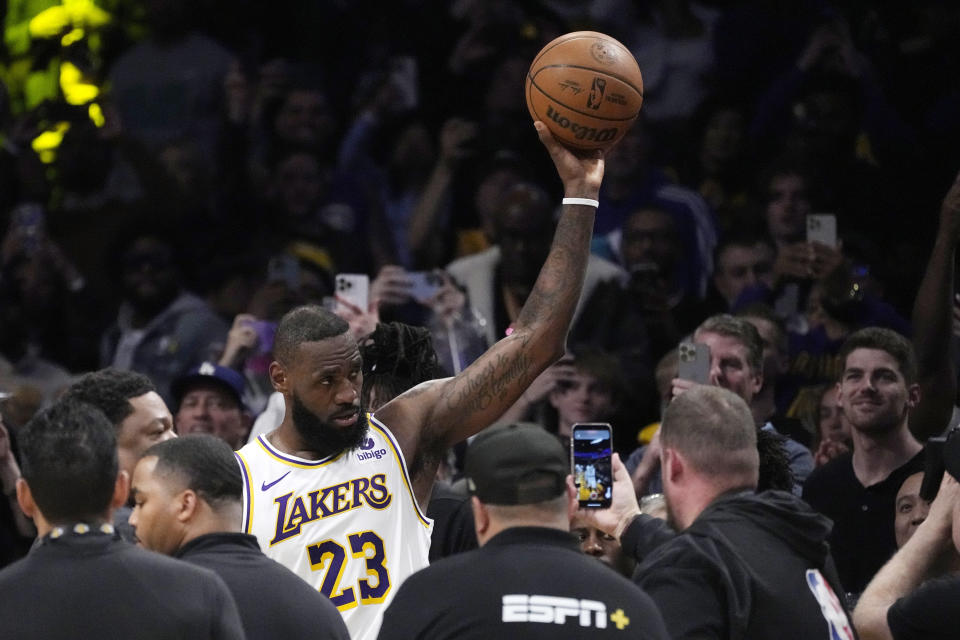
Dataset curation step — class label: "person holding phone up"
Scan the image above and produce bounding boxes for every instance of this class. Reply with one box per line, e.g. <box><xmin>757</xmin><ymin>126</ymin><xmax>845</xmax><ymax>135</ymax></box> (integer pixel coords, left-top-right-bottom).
<box><xmin>579</xmin><ymin>385</ymin><xmax>855</xmax><ymax>640</ymax></box>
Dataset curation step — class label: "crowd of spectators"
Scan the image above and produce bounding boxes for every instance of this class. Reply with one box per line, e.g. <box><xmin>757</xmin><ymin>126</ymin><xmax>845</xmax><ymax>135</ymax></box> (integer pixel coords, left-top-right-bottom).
<box><xmin>3</xmin><ymin>0</ymin><xmax>960</xmax><ymax>638</ymax></box>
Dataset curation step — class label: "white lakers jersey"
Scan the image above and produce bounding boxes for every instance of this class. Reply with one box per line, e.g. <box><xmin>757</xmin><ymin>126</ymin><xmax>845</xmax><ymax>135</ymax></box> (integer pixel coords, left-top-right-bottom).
<box><xmin>236</xmin><ymin>414</ymin><xmax>433</xmax><ymax>640</ymax></box>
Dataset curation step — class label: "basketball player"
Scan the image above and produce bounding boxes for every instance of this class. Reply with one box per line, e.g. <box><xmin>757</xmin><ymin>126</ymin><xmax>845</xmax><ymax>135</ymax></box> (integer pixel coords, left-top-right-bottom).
<box><xmin>235</xmin><ymin>121</ymin><xmax>606</xmax><ymax>640</ymax></box>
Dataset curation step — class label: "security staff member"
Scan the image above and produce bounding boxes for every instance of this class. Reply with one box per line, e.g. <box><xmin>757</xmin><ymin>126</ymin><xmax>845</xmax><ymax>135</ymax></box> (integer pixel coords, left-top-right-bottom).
<box><xmin>129</xmin><ymin>434</ymin><xmax>349</xmax><ymax>640</ymax></box>
<box><xmin>0</xmin><ymin>399</ymin><xmax>244</xmax><ymax>639</ymax></box>
<box><xmin>378</xmin><ymin>422</ymin><xmax>669</xmax><ymax>640</ymax></box>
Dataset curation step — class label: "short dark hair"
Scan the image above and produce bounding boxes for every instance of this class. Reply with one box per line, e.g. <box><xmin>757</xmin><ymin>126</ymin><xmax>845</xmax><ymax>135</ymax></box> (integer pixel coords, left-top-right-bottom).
<box><xmin>360</xmin><ymin>322</ymin><xmax>445</xmax><ymax>410</ymax></box>
<box><xmin>839</xmin><ymin>327</ymin><xmax>917</xmax><ymax>384</ymax></box>
<box><xmin>695</xmin><ymin>314</ymin><xmax>764</xmax><ymax>375</ymax></box>
<box><xmin>713</xmin><ymin>228</ymin><xmax>774</xmax><ymax>273</ymax></box>
<box><xmin>565</xmin><ymin>345</ymin><xmax>626</xmax><ymax>403</ymax></box>
<box><xmin>273</xmin><ymin>305</ymin><xmax>349</xmax><ymax>364</ymax></box>
<box><xmin>62</xmin><ymin>369</ymin><xmax>156</xmax><ymax>428</ymax></box>
<box><xmin>144</xmin><ymin>435</ymin><xmax>242</xmax><ymax>509</ymax></box>
<box><xmin>20</xmin><ymin>399</ymin><xmax>119</xmax><ymax>523</ymax></box>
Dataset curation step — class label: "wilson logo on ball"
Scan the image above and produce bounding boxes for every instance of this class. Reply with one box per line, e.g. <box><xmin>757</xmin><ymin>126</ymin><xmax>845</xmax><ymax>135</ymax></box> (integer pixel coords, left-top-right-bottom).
<box><xmin>545</xmin><ymin>105</ymin><xmax>618</xmax><ymax>143</ymax></box>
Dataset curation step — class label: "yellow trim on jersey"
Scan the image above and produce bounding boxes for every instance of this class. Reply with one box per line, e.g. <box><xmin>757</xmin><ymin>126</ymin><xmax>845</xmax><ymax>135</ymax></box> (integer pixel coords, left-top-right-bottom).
<box><xmin>236</xmin><ymin>451</ymin><xmax>254</xmax><ymax>534</ymax></box>
<box><xmin>367</xmin><ymin>414</ymin><xmax>432</xmax><ymax>529</ymax></box>
<box><xmin>255</xmin><ymin>435</ymin><xmax>346</xmax><ymax>469</ymax></box>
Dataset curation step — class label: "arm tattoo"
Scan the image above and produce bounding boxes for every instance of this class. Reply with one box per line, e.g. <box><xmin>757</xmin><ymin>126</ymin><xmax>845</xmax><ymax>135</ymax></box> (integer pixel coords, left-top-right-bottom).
<box><xmin>516</xmin><ymin>212</ymin><xmax>592</xmax><ymax>330</ymax></box>
<box><xmin>444</xmin><ymin>336</ymin><xmax>535</xmax><ymax>415</ymax></box>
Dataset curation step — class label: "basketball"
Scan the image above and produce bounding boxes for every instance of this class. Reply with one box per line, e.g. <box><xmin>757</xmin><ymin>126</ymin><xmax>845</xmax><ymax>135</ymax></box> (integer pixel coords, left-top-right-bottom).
<box><xmin>525</xmin><ymin>31</ymin><xmax>644</xmax><ymax>152</ymax></box>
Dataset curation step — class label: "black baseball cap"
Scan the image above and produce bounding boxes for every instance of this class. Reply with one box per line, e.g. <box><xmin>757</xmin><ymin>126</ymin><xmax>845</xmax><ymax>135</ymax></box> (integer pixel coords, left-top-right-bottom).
<box><xmin>464</xmin><ymin>422</ymin><xmax>569</xmax><ymax>505</ymax></box>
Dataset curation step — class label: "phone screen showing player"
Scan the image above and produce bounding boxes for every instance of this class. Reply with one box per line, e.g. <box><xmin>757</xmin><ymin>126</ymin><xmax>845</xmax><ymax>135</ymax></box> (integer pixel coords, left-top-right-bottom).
<box><xmin>571</xmin><ymin>423</ymin><xmax>613</xmax><ymax>509</ymax></box>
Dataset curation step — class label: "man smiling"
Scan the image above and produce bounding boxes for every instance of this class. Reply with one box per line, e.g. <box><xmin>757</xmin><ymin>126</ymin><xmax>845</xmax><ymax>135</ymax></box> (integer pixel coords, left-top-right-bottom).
<box><xmin>803</xmin><ymin>328</ymin><xmax>926</xmax><ymax>598</ymax></box>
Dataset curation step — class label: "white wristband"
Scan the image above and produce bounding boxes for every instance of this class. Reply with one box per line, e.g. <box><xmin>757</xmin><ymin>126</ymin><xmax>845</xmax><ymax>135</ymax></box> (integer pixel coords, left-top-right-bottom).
<box><xmin>562</xmin><ymin>197</ymin><xmax>599</xmax><ymax>208</ymax></box>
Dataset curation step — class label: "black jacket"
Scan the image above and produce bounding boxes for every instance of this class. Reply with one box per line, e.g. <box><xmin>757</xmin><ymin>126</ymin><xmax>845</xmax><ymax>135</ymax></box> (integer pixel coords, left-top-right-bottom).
<box><xmin>624</xmin><ymin>490</ymin><xmax>857</xmax><ymax>640</ymax></box>
<box><xmin>379</xmin><ymin>526</ymin><xmax>669</xmax><ymax>640</ymax></box>
<box><xmin>0</xmin><ymin>527</ymin><xmax>244</xmax><ymax>639</ymax></box>
<box><xmin>176</xmin><ymin>532</ymin><xmax>349</xmax><ymax>640</ymax></box>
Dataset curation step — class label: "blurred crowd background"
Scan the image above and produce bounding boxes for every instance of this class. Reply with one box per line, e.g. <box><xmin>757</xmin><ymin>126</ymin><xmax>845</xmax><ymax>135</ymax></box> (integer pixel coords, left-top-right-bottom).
<box><xmin>2</xmin><ymin>0</ymin><xmax>960</xmax><ymax>549</ymax></box>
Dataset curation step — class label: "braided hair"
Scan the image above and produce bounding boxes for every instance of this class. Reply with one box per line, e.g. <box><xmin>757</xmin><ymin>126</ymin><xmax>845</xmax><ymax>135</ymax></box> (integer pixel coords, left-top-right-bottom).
<box><xmin>360</xmin><ymin>322</ymin><xmax>447</xmax><ymax>410</ymax></box>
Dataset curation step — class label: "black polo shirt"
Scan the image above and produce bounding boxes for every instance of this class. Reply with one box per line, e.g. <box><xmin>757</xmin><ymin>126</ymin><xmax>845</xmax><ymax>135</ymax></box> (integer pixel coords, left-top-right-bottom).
<box><xmin>802</xmin><ymin>449</ymin><xmax>925</xmax><ymax>595</ymax></box>
<box><xmin>176</xmin><ymin>532</ymin><xmax>349</xmax><ymax>640</ymax></box>
<box><xmin>378</xmin><ymin>526</ymin><xmax>669</xmax><ymax>640</ymax></box>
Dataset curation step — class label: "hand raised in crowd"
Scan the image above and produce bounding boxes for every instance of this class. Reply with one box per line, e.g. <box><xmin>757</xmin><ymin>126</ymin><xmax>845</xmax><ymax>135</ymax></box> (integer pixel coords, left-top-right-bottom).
<box><xmin>775</xmin><ymin>241</ymin><xmax>845</xmax><ymax>282</ymax></box>
<box><xmin>423</xmin><ymin>271</ymin><xmax>467</xmax><ymax>324</ymax></box>
<box><xmin>808</xmin><ymin>241</ymin><xmax>845</xmax><ymax>280</ymax></box>
<box><xmin>576</xmin><ymin>453</ymin><xmax>642</xmax><ymax>541</ymax></box>
<box><xmin>774</xmin><ymin>242</ymin><xmax>815</xmax><ymax>281</ymax></box>
<box><xmin>370</xmin><ymin>265</ymin><xmax>415</xmax><ymax>307</ymax></box>
<box><xmin>333</xmin><ymin>295</ymin><xmax>380</xmax><ymax>341</ymax></box>
<box><xmin>917</xmin><ymin>474</ymin><xmax>960</xmax><ymax>551</ymax></box>
<box><xmin>670</xmin><ymin>376</ymin><xmax>705</xmax><ymax>400</ymax></box>
<box><xmin>219</xmin><ymin>314</ymin><xmax>260</xmax><ymax>368</ymax></box>
<box><xmin>520</xmin><ymin>358</ymin><xmax>578</xmax><ymax>406</ymax></box>
<box><xmin>813</xmin><ymin>437</ymin><xmax>850</xmax><ymax>467</ymax></box>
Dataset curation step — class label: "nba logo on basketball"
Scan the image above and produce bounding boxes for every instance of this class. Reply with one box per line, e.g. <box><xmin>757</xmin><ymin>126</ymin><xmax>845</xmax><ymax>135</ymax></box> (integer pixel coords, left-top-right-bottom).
<box><xmin>587</xmin><ymin>77</ymin><xmax>606</xmax><ymax>110</ymax></box>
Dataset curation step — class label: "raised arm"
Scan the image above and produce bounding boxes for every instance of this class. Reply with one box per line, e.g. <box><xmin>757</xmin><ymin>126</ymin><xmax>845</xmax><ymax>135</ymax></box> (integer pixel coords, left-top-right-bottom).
<box><xmin>910</xmin><ymin>170</ymin><xmax>960</xmax><ymax>441</ymax></box>
<box><xmin>853</xmin><ymin>475</ymin><xmax>960</xmax><ymax>640</ymax></box>
<box><xmin>376</xmin><ymin>121</ymin><xmax>603</xmax><ymax>469</ymax></box>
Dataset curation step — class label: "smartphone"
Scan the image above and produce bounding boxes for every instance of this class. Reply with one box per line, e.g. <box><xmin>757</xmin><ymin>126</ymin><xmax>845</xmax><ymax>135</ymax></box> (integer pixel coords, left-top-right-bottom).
<box><xmin>408</xmin><ymin>270</ymin><xmax>443</xmax><ymax>303</ymax></box>
<box><xmin>678</xmin><ymin>342</ymin><xmax>710</xmax><ymax>384</ymax></box>
<box><xmin>335</xmin><ymin>273</ymin><xmax>370</xmax><ymax>311</ymax></box>
<box><xmin>571</xmin><ymin>423</ymin><xmax>613</xmax><ymax>509</ymax></box>
<box><xmin>806</xmin><ymin>214</ymin><xmax>837</xmax><ymax>248</ymax></box>
<box><xmin>267</xmin><ymin>255</ymin><xmax>300</xmax><ymax>290</ymax></box>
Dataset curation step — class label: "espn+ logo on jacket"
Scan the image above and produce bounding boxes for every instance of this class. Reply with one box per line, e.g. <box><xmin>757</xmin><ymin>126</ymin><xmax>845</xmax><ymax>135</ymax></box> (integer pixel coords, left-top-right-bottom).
<box><xmin>502</xmin><ymin>594</ymin><xmax>632</xmax><ymax>630</ymax></box>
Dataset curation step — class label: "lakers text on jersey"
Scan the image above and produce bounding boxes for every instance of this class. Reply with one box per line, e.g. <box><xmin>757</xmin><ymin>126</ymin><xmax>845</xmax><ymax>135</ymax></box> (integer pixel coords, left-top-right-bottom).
<box><xmin>236</xmin><ymin>414</ymin><xmax>432</xmax><ymax>640</ymax></box>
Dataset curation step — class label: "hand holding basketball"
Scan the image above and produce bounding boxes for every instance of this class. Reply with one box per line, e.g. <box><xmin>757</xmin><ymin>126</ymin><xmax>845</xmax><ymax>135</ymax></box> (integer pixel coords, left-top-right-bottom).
<box><xmin>526</xmin><ymin>31</ymin><xmax>644</xmax><ymax>152</ymax></box>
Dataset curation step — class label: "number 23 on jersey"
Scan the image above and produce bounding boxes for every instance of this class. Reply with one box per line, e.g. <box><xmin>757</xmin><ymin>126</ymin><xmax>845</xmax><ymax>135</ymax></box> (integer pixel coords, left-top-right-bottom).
<box><xmin>308</xmin><ymin>530</ymin><xmax>390</xmax><ymax>610</ymax></box>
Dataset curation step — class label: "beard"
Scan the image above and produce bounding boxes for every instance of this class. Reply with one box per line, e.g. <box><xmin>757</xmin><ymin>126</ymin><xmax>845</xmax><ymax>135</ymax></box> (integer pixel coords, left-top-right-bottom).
<box><xmin>291</xmin><ymin>392</ymin><xmax>368</xmax><ymax>456</ymax></box>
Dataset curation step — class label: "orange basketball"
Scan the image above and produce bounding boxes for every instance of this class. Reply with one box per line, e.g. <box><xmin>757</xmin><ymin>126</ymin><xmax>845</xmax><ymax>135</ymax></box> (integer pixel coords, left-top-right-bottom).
<box><xmin>525</xmin><ymin>31</ymin><xmax>643</xmax><ymax>152</ymax></box>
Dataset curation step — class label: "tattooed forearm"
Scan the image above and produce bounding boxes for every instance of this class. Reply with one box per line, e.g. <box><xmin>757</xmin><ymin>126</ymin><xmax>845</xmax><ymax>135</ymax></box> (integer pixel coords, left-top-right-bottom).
<box><xmin>516</xmin><ymin>209</ymin><xmax>594</xmax><ymax>330</ymax></box>
<box><xmin>446</xmin><ymin>347</ymin><xmax>534</xmax><ymax>415</ymax></box>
